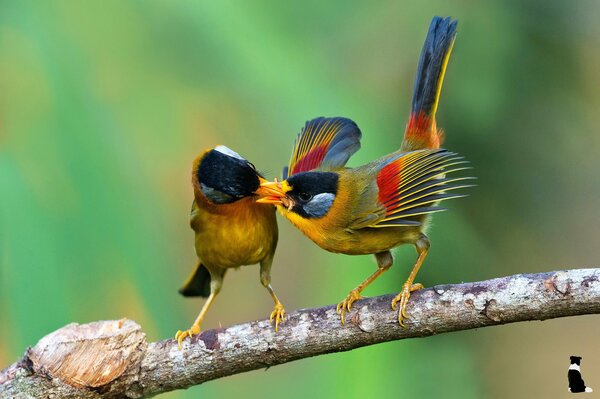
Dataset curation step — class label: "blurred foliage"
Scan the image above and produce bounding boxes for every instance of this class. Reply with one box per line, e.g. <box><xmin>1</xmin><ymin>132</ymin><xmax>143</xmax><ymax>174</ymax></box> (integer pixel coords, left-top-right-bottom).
<box><xmin>1</xmin><ymin>1</ymin><xmax>600</xmax><ymax>398</ymax></box>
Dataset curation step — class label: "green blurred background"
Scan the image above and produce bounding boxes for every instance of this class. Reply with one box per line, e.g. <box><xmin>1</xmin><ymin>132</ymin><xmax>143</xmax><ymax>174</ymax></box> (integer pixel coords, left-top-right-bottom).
<box><xmin>2</xmin><ymin>1</ymin><xmax>599</xmax><ymax>398</ymax></box>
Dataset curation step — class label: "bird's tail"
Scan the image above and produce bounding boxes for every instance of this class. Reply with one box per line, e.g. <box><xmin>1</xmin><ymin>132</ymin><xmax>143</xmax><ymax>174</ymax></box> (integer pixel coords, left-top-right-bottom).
<box><xmin>179</xmin><ymin>262</ymin><xmax>211</xmax><ymax>297</ymax></box>
<box><xmin>401</xmin><ymin>16</ymin><xmax>457</xmax><ymax>152</ymax></box>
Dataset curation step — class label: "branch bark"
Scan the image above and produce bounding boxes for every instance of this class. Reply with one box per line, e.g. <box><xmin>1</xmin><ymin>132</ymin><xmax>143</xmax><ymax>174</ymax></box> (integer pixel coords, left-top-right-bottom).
<box><xmin>2</xmin><ymin>268</ymin><xmax>600</xmax><ymax>398</ymax></box>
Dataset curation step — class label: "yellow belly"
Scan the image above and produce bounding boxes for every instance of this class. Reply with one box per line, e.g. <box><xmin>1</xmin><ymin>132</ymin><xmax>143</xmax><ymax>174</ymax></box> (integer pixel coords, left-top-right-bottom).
<box><xmin>191</xmin><ymin>198</ymin><xmax>277</xmax><ymax>269</ymax></box>
<box><xmin>286</xmin><ymin>215</ymin><xmax>423</xmax><ymax>255</ymax></box>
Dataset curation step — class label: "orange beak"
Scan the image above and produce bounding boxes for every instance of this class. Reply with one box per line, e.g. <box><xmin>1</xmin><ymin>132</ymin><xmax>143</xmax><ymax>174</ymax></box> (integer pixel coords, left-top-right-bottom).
<box><xmin>256</xmin><ymin>178</ymin><xmax>293</xmax><ymax>209</ymax></box>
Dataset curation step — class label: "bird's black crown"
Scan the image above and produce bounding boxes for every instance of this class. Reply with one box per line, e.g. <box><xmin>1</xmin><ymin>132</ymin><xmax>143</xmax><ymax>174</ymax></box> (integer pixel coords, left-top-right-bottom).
<box><xmin>286</xmin><ymin>171</ymin><xmax>339</xmax><ymax>218</ymax></box>
<box><xmin>197</xmin><ymin>146</ymin><xmax>261</xmax><ymax>204</ymax></box>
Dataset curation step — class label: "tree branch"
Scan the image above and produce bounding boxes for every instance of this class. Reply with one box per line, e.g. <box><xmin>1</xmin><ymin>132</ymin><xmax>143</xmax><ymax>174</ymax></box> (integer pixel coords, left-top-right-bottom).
<box><xmin>2</xmin><ymin>268</ymin><xmax>599</xmax><ymax>398</ymax></box>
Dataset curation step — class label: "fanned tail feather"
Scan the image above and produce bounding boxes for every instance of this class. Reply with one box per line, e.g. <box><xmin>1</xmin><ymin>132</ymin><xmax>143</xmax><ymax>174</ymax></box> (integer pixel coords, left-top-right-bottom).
<box><xmin>373</xmin><ymin>149</ymin><xmax>474</xmax><ymax>227</ymax></box>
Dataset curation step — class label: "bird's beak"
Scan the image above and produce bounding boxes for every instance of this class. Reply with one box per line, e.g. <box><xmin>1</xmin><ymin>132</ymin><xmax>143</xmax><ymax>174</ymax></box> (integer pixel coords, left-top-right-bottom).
<box><xmin>256</xmin><ymin>178</ymin><xmax>293</xmax><ymax>209</ymax></box>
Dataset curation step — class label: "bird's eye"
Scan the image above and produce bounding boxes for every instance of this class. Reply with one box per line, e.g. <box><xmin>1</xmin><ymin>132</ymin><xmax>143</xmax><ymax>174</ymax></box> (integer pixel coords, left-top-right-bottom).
<box><xmin>298</xmin><ymin>193</ymin><xmax>313</xmax><ymax>202</ymax></box>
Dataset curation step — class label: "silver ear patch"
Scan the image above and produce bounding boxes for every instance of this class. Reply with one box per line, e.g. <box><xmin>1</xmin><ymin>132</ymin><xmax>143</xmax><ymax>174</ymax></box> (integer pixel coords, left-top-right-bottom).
<box><xmin>214</xmin><ymin>145</ymin><xmax>245</xmax><ymax>161</ymax></box>
<box><xmin>303</xmin><ymin>193</ymin><xmax>335</xmax><ymax>218</ymax></box>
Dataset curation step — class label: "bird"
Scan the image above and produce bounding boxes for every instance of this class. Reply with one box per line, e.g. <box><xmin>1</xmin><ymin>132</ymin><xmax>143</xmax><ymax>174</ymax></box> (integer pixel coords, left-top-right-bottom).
<box><xmin>257</xmin><ymin>16</ymin><xmax>471</xmax><ymax>326</ymax></box>
<box><xmin>175</xmin><ymin>145</ymin><xmax>283</xmax><ymax>348</ymax></box>
<box><xmin>568</xmin><ymin>356</ymin><xmax>593</xmax><ymax>393</ymax></box>
<box><xmin>175</xmin><ymin>133</ymin><xmax>361</xmax><ymax>347</ymax></box>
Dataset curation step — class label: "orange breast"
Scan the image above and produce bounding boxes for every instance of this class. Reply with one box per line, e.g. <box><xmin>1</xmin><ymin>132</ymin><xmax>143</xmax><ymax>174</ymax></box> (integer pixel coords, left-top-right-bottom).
<box><xmin>191</xmin><ymin>197</ymin><xmax>278</xmax><ymax>269</ymax></box>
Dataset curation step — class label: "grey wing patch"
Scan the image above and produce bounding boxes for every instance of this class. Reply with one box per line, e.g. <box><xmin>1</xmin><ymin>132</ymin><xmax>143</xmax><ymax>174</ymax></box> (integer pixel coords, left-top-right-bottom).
<box><xmin>320</xmin><ymin>119</ymin><xmax>362</xmax><ymax>171</ymax></box>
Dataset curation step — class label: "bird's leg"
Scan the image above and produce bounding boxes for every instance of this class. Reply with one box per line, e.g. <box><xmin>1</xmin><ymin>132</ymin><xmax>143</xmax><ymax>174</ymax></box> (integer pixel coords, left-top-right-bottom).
<box><xmin>391</xmin><ymin>234</ymin><xmax>430</xmax><ymax>327</ymax></box>
<box><xmin>336</xmin><ymin>251</ymin><xmax>393</xmax><ymax>324</ymax></box>
<box><xmin>175</xmin><ymin>269</ymin><xmax>225</xmax><ymax>349</ymax></box>
<box><xmin>260</xmin><ymin>257</ymin><xmax>285</xmax><ymax>332</ymax></box>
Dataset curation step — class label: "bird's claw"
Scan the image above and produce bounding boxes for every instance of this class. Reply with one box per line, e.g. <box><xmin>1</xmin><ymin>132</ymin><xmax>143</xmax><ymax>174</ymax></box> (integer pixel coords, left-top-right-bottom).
<box><xmin>175</xmin><ymin>324</ymin><xmax>201</xmax><ymax>350</ymax></box>
<box><xmin>391</xmin><ymin>282</ymin><xmax>424</xmax><ymax>327</ymax></box>
<box><xmin>270</xmin><ymin>302</ymin><xmax>286</xmax><ymax>332</ymax></box>
<box><xmin>336</xmin><ymin>289</ymin><xmax>363</xmax><ymax>325</ymax></box>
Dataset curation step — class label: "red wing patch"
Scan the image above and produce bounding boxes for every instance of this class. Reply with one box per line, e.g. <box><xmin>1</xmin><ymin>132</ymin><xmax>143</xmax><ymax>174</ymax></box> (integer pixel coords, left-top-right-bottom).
<box><xmin>373</xmin><ymin>149</ymin><xmax>473</xmax><ymax>227</ymax></box>
<box><xmin>287</xmin><ymin>117</ymin><xmax>361</xmax><ymax>177</ymax></box>
<box><xmin>377</xmin><ymin>156</ymin><xmax>405</xmax><ymax>209</ymax></box>
<box><xmin>291</xmin><ymin>143</ymin><xmax>329</xmax><ymax>175</ymax></box>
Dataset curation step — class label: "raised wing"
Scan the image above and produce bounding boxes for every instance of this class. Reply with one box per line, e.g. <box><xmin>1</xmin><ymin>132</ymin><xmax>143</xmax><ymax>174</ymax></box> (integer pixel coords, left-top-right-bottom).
<box><xmin>371</xmin><ymin>149</ymin><xmax>473</xmax><ymax>227</ymax></box>
<box><xmin>284</xmin><ymin>117</ymin><xmax>361</xmax><ymax>178</ymax></box>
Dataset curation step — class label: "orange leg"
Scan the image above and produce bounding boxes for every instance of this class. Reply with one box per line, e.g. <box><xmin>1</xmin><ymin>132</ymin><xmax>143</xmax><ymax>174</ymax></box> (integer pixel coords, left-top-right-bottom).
<box><xmin>336</xmin><ymin>251</ymin><xmax>393</xmax><ymax>324</ymax></box>
<box><xmin>260</xmin><ymin>257</ymin><xmax>286</xmax><ymax>332</ymax></box>
<box><xmin>175</xmin><ymin>269</ymin><xmax>225</xmax><ymax>349</ymax></box>
<box><xmin>265</xmin><ymin>285</ymin><xmax>285</xmax><ymax>332</ymax></box>
<box><xmin>391</xmin><ymin>234</ymin><xmax>430</xmax><ymax>327</ymax></box>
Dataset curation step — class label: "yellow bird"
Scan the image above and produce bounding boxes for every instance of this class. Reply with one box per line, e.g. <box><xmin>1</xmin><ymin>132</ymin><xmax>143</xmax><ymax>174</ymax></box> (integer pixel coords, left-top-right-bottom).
<box><xmin>258</xmin><ymin>17</ymin><xmax>472</xmax><ymax>326</ymax></box>
<box><xmin>176</xmin><ymin>145</ymin><xmax>282</xmax><ymax>347</ymax></box>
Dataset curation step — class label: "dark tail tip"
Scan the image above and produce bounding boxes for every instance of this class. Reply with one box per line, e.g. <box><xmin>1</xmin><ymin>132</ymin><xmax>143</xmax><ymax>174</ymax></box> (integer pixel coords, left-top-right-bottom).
<box><xmin>179</xmin><ymin>263</ymin><xmax>211</xmax><ymax>298</ymax></box>
<box><xmin>411</xmin><ymin>16</ymin><xmax>458</xmax><ymax>117</ymax></box>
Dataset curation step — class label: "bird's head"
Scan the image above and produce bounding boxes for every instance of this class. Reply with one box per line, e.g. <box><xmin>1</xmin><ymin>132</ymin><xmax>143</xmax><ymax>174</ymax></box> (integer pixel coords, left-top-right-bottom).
<box><xmin>256</xmin><ymin>171</ymin><xmax>339</xmax><ymax>218</ymax></box>
<box><xmin>193</xmin><ymin>145</ymin><xmax>264</xmax><ymax>204</ymax></box>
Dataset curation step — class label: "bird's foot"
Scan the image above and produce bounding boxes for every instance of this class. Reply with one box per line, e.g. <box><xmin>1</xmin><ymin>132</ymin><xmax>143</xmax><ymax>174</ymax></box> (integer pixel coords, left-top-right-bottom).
<box><xmin>270</xmin><ymin>302</ymin><xmax>286</xmax><ymax>332</ymax></box>
<box><xmin>175</xmin><ymin>324</ymin><xmax>201</xmax><ymax>349</ymax></box>
<box><xmin>391</xmin><ymin>282</ymin><xmax>424</xmax><ymax>327</ymax></box>
<box><xmin>336</xmin><ymin>289</ymin><xmax>363</xmax><ymax>325</ymax></box>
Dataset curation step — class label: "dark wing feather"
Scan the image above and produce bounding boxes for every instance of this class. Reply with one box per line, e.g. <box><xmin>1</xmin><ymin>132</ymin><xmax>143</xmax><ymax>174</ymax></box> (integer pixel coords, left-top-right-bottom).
<box><xmin>285</xmin><ymin>117</ymin><xmax>361</xmax><ymax>178</ymax></box>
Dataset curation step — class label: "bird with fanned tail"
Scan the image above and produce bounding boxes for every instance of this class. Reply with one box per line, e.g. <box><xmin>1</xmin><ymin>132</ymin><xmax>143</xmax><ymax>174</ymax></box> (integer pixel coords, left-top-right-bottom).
<box><xmin>257</xmin><ymin>16</ymin><xmax>473</xmax><ymax>326</ymax></box>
